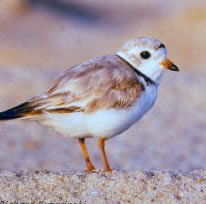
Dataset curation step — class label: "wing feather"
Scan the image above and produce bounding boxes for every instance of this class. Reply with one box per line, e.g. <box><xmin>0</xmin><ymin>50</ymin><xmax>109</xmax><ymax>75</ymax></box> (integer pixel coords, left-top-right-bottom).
<box><xmin>28</xmin><ymin>55</ymin><xmax>144</xmax><ymax>114</ymax></box>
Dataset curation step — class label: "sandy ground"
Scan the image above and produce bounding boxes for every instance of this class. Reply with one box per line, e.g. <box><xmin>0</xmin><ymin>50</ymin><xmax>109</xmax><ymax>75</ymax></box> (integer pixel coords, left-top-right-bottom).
<box><xmin>0</xmin><ymin>1</ymin><xmax>205</xmax><ymax>203</ymax></box>
<box><xmin>0</xmin><ymin>169</ymin><xmax>206</xmax><ymax>203</ymax></box>
<box><xmin>0</xmin><ymin>0</ymin><xmax>205</xmax><ymax>173</ymax></box>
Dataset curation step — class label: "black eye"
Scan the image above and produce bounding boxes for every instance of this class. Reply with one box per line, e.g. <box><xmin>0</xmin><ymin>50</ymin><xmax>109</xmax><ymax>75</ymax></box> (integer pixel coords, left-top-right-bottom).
<box><xmin>140</xmin><ymin>51</ymin><xmax>151</xmax><ymax>59</ymax></box>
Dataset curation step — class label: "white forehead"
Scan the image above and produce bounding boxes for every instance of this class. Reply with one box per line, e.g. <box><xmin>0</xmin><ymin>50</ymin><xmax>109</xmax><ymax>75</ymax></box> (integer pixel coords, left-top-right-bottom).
<box><xmin>120</xmin><ymin>37</ymin><xmax>168</xmax><ymax>55</ymax></box>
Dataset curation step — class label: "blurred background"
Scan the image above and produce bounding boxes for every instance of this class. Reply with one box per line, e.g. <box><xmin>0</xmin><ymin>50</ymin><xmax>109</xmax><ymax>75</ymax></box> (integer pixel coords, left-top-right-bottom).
<box><xmin>0</xmin><ymin>0</ymin><xmax>205</xmax><ymax>172</ymax></box>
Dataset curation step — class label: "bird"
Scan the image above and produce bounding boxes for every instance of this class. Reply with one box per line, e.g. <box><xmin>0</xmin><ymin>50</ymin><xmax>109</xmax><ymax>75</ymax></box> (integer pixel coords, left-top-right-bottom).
<box><xmin>0</xmin><ymin>37</ymin><xmax>179</xmax><ymax>172</ymax></box>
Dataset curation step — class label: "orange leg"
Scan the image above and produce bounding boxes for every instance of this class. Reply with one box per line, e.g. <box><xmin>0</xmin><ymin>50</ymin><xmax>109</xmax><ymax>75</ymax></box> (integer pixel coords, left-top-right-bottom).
<box><xmin>98</xmin><ymin>138</ymin><xmax>112</xmax><ymax>172</ymax></box>
<box><xmin>78</xmin><ymin>138</ymin><xmax>95</xmax><ymax>172</ymax></box>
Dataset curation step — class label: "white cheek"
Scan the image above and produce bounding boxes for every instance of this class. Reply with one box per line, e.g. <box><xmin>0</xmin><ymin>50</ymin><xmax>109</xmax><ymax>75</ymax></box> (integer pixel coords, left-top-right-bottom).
<box><xmin>139</xmin><ymin>59</ymin><xmax>160</xmax><ymax>73</ymax></box>
<box><xmin>137</xmin><ymin>60</ymin><xmax>164</xmax><ymax>83</ymax></box>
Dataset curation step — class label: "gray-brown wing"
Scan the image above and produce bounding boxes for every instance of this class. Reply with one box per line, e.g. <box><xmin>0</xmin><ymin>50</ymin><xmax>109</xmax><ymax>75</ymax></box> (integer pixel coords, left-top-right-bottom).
<box><xmin>26</xmin><ymin>55</ymin><xmax>144</xmax><ymax>115</ymax></box>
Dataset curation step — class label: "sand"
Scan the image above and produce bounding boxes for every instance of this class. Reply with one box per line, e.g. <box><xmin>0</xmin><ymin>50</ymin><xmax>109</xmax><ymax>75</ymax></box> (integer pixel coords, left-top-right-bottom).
<box><xmin>0</xmin><ymin>169</ymin><xmax>206</xmax><ymax>203</ymax></box>
<box><xmin>0</xmin><ymin>1</ymin><xmax>205</xmax><ymax>203</ymax></box>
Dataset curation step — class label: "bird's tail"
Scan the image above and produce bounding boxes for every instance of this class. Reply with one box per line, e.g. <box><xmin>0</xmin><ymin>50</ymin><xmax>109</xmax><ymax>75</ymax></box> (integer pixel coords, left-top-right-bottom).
<box><xmin>0</xmin><ymin>101</ymin><xmax>38</xmax><ymax>120</ymax></box>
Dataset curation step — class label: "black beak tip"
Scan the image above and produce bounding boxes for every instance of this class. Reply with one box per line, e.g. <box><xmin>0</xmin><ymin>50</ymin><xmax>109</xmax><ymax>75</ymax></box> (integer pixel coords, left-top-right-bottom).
<box><xmin>171</xmin><ymin>65</ymin><xmax>179</xmax><ymax>72</ymax></box>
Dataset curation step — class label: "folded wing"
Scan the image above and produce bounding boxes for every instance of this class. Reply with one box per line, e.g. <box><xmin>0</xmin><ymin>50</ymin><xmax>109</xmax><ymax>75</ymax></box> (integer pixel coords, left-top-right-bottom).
<box><xmin>0</xmin><ymin>55</ymin><xmax>144</xmax><ymax>120</ymax></box>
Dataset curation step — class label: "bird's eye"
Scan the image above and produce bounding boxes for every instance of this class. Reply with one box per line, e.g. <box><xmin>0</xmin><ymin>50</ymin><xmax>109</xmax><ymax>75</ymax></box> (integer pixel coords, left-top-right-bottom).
<box><xmin>140</xmin><ymin>51</ymin><xmax>151</xmax><ymax>59</ymax></box>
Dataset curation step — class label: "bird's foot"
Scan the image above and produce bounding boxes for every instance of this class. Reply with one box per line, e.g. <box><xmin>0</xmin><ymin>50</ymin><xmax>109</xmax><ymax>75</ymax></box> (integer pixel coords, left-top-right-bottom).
<box><xmin>104</xmin><ymin>167</ymin><xmax>112</xmax><ymax>172</ymax></box>
<box><xmin>85</xmin><ymin>164</ymin><xmax>96</xmax><ymax>173</ymax></box>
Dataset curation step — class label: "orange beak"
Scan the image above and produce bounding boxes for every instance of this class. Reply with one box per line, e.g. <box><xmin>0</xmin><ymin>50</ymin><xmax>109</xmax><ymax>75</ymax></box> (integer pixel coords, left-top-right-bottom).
<box><xmin>160</xmin><ymin>59</ymin><xmax>179</xmax><ymax>71</ymax></box>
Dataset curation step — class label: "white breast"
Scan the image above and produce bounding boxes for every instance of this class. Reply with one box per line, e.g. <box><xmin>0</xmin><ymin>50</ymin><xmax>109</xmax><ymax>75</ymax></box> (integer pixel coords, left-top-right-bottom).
<box><xmin>87</xmin><ymin>84</ymin><xmax>157</xmax><ymax>138</ymax></box>
<box><xmin>39</xmin><ymin>84</ymin><xmax>158</xmax><ymax>139</ymax></box>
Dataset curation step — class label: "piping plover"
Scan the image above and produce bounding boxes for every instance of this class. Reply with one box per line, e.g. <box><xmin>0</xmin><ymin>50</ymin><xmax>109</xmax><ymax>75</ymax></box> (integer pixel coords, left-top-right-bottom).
<box><xmin>0</xmin><ymin>37</ymin><xmax>179</xmax><ymax>172</ymax></box>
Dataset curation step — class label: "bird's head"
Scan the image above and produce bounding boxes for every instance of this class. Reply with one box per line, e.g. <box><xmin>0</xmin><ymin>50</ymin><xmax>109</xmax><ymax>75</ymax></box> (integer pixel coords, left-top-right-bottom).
<box><xmin>117</xmin><ymin>37</ymin><xmax>179</xmax><ymax>84</ymax></box>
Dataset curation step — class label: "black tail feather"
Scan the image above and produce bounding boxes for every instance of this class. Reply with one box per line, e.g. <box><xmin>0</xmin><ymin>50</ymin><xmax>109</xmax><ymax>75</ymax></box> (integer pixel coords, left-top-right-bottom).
<box><xmin>0</xmin><ymin>102</ymin><xmax>33</xmax><ymax>120</ymax></box>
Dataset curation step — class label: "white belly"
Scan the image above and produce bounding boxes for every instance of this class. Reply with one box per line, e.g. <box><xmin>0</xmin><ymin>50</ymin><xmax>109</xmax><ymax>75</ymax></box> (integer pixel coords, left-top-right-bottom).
<box><xmin>39</xmin><ymin>85</ymin><xmax>157</xmax><ymax>139</ymax></box>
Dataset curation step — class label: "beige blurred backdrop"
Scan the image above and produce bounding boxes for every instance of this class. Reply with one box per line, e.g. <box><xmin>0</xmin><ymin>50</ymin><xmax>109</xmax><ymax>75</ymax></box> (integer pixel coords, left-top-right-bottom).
<box><xmin>0</xmin><ymin>0</ymin><xmax>205</xmax><ymax>171</ymax></box>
